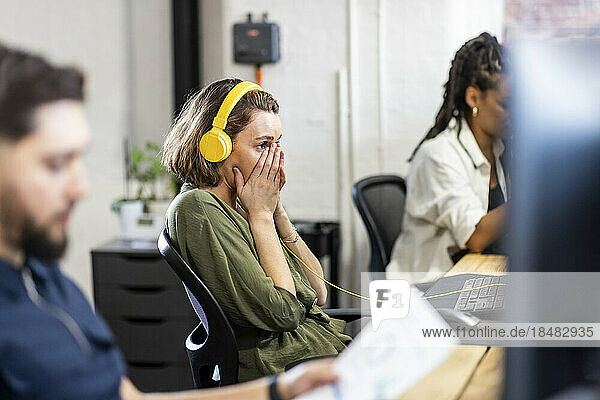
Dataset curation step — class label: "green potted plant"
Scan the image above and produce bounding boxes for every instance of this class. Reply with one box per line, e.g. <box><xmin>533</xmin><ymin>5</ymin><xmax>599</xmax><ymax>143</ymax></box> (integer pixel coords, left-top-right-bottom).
<box><xmin>111</xmin><ymin>141</ymin><xmax>174</xmax><ymax>239</ymax></box>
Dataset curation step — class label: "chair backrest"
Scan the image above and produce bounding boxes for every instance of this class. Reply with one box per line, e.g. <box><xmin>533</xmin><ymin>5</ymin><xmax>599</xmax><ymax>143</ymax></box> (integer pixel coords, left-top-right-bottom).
<box><xmin>157</xmin><ymin>229</ymin><xmax>239</xmax><ymax>388</ymax></box>
<box><xmin>352</xmin><ymin>175</ymin><xmax>407</xmax><ymax>273</ymax></box>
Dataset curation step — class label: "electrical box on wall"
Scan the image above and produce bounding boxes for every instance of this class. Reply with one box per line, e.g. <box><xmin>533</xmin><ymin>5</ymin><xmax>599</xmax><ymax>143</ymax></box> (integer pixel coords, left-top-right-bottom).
<box><xmin>233</xmin><ymin>13</ymin><xmax>280</xmax><ymax>64</ymax></box>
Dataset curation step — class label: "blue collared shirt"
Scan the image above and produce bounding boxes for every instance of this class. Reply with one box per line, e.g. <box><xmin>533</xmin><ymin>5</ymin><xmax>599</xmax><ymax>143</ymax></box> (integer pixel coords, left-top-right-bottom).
<box><xmin>0</xmin><ymin>256</ymin><xmax>125</xmax><ymax>400</ymax></box>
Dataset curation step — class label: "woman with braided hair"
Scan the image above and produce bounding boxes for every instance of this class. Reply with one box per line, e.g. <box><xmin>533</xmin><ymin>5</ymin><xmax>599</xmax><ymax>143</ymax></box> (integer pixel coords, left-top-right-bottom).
<box><xmin>387</xmin><ymin>32</ymin><xmax>509</xmax><ymax>282</ymax></box>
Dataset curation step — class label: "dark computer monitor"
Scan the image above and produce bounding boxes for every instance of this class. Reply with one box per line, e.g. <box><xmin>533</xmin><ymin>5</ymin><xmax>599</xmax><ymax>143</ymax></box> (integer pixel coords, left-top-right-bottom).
<box><xmin>505</xmin><ymin>40</ymin><xmax>600</xmax><ymax>399</ymax></box>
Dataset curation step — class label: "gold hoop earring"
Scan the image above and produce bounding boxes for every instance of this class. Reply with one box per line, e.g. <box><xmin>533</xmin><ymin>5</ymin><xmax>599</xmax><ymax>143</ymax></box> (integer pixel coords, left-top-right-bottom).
<box><xmin>472</xmin><ymin>106</ymin><xmax>479</xmax><ymax>118</ymax></box>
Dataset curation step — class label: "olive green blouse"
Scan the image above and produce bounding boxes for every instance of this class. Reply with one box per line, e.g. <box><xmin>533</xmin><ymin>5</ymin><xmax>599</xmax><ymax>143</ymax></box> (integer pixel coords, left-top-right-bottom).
<box><xmin>165</xmin><ymin>184</ymin><xmax>351</xmax><ymax>382</ymax></box>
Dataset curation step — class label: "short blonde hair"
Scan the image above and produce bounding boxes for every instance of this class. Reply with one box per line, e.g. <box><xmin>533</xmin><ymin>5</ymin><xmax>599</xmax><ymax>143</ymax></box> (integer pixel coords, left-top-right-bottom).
<box><xmin>162</xmin><ymin>78</ymin><xmax>279</xmax><ymax>187</ymax></box>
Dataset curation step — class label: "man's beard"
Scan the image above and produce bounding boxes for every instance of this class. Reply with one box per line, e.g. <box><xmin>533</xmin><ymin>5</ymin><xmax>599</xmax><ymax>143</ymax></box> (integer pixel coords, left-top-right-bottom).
<box><xmin>0</xmin><ymin>190</ymin><xmax>68</xmax><ymax>263</ymax></box>
<box><xmin>20</xmin><ymin>216</ymin><xmax>68</xmax><ymax>262</ymax></box>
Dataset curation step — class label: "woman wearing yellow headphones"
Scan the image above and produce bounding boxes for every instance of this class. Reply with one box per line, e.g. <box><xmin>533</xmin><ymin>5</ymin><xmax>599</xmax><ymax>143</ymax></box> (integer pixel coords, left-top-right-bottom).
<box><xmin>162</xmin><ymin>78</ymin><xmax>350</xmax><ymax>382</ymax></box>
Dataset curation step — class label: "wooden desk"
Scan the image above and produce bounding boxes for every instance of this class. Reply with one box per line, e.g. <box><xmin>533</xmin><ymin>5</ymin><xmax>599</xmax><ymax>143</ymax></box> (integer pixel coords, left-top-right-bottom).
<box><xmin>399</xmin><ymin>254</ymin><xmax>508</xmax><ymax>400</ymax></box>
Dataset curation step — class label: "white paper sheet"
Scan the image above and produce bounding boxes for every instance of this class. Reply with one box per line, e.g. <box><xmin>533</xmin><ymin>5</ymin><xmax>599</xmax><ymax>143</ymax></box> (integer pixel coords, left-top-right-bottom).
<box><xmin>296</xmin><ymin>288</ymin><xmax>457</xmax><ymax>400</ymax></box>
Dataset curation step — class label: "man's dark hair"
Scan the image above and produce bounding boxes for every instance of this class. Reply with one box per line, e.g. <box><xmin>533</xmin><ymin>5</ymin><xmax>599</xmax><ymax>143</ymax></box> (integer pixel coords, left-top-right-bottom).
<box><xmin>0</xmin><ymin>44</ymin><xmax>85</xmax><ymax>140</ymax></box>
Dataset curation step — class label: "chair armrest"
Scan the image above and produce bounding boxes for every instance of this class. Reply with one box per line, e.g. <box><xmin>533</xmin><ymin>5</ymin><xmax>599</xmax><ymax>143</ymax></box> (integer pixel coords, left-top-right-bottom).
<box><xmin>322</xmin><ymin>307</ymin><xmax>369</xmax><ymax>322</ymax></box>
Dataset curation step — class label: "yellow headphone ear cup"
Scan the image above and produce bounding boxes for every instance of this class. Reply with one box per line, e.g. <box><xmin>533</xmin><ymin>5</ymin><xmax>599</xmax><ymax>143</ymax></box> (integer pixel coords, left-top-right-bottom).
<box><xmin>199</xmin><ymin>129</ymin><xmax>232</xmax><ymax>162</ymax></box>
<box><xmin>199</xmin><ymin>81</ymin><xmax>261</xmax><ymax>163</ymax></box>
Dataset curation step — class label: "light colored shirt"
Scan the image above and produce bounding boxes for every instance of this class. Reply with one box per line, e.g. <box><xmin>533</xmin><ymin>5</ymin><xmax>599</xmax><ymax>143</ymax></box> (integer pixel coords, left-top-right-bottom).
<box><xmin>387</xmin><ymin>123</ymin><xmax>507</xmax><ymax>283</ymax></box>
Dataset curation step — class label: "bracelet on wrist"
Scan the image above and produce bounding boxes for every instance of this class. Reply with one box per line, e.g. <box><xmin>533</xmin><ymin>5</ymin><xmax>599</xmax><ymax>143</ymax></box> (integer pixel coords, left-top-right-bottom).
<box><xmin>282</xmin><ymin>232</ymin><xmax>300</xmax><ymax>244</ymax></box>
<box><xmin>268</xmin><ymin>375</ymin><xmax>284</xmax><ymax>400</ymax></box>
<box><xmin>280</xmin><ymin>227</ymin><xmax>300</xmax><ymax>244</ymax></box>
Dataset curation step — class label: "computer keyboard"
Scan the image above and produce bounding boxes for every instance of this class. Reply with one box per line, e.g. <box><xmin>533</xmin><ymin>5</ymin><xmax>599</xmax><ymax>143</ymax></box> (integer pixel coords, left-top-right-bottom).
<box><xmin>454</xmin><ymin>276</ymin><xmax>506</xmax><ymax>312</ymax></box>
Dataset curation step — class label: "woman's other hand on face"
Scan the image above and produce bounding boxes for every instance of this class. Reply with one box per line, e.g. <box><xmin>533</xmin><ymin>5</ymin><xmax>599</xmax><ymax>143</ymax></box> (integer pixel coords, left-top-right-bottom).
<box><xmin>278</xmin><ymin>144</ymin><xmax>286</xmax><ymax>191</ymax></box>
<box><xmin>274</xmin><ymin>144</ymin><xmax>287</xmax><ymax>218</ymax></box>
<box><xmin>234</xmin><ymin>143</ymin><xmax>282</xmax><ymax>218</ymax></box>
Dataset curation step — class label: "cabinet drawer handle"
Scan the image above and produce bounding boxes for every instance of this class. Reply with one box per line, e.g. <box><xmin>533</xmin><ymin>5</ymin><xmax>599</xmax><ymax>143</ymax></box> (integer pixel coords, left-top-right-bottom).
<box><xmin>124</xmin><ymin>317</ymin><xmax>167</xmax><ymax>324</ymax></box>
<box><xmin>127</xmin><ymin>361</ymin><xmax>168</xmax><ymax>368</ymax></box>
<box><xmin>120</xmin><ymin>285</ymin><xmax>166</xmax><ymax>293</ymax></box>
<box><xmin>121</xmin><ymin>254</ymin><xmax>160</xmax><ymax>261</ymax></box>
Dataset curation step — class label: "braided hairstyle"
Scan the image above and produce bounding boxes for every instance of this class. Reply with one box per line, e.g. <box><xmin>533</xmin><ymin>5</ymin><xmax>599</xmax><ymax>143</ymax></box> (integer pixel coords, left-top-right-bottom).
<box><xmin>409</xmin><ymin>32</ymin><xmax>504</xmax><ymax>160</ymax></box>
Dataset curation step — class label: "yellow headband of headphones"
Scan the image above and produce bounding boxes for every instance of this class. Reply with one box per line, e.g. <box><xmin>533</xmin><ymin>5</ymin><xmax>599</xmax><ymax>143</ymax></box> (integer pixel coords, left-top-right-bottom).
<box><xmin>199</xmin><ymin>81</ymin><xmax>264</xmax><ymax>162</ymax></box>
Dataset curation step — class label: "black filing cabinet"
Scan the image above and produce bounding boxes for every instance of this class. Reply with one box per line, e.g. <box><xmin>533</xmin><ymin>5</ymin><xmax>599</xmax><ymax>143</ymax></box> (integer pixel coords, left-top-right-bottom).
<box><xmin>293</xmin><ymin>221</ymin><xmax>341</xmax><ymax>307</ymax></box>
<box><xmin>91</xmin><ymin>239</ymin><xmax>197</xmax><ymax>392</ymax></box>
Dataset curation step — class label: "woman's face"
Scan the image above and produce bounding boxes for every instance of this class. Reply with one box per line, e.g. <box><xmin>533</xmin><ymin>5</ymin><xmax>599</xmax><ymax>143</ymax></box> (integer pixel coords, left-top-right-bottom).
<box><xmin>465</xmin><ymin>78</ymin><xmax>508</xmax><ymax>138</ymax></box>
<box><xmin>468</xmin><ymin>77</ymin><xmax>509</xmax><ymax>139</ymax></box>
<box><xmin>222</xmin><ymin>111</ymin><xmax>283</xmax><ymax>186</ymax></box>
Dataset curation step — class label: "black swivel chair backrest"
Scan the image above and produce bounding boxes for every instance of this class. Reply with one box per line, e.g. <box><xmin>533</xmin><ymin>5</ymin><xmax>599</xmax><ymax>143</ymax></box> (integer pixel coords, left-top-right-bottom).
<box><xmin>157</xmin><ymin>229</ymin><xmax>239</xmax><ymax>388</ymax></box>
<box><xmin>352</xmin><ymin>175</ymin><xmax>407</xmax><ymax>273</ymax></box>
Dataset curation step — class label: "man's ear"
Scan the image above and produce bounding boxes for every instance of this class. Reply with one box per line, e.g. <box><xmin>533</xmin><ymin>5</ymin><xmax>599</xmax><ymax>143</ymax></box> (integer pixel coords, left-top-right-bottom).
<box><xmin>0</xmin><ymin>139</ymin><xmax>15</xmax><ymax>174</ymax></box>
<box><xmin>465</xmin><ymin>86</ymin><xmax>481</xmax><ymax>109</ymax></box>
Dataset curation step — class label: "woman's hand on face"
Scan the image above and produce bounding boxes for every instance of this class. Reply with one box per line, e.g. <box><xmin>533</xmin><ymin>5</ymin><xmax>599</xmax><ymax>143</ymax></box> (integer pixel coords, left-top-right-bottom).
<box><xmin>233</xmin><ymin>143</ymin><xmax>282</xmax><ymax>218</ymax></box>
<box><xmin>274</xmin><ymin>144</ymin><xmax>287</xmax><ymax>217</ymax></box>
<box><xmin>278</xmin><ymin>144</ymin><xmax>286</xmax><ymax>191</ymax></box>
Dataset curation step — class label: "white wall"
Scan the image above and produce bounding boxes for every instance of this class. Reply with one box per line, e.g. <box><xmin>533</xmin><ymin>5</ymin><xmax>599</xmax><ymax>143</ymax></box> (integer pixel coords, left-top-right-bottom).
<box><xmin>130</xmin><ymin>1</ymin><xmax>174</xmax><ymax>148</ymax></box>
<box><xmin>203</xmin><ymin>0</ymin><xmax>504</xmax><ymax>306</ymax></box>
<box><xmin>0</xmin><ymin>0</ymin><xmax>503</xmax><ymax>303</ymax></box>
<box><xmin>0</xmin><ymin>0</ymin><xmax>173</xmax><ymax>300</ymax></box>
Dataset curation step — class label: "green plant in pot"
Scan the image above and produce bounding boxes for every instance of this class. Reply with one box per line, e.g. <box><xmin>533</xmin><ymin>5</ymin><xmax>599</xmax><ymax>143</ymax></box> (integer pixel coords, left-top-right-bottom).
<box><xmin>111</xmin><ymin>141</ymin><xmax>178</xmax><ymax>239</ymax></box>
<box><xmin>111</xmin><ymin>141</ymin><xmax>171</xmax><ymax>214</ymax></box>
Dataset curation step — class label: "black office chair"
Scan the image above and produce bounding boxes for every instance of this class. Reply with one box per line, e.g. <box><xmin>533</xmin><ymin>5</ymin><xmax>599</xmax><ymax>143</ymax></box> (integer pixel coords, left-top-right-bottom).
<box><xmin>352</xmin><ymin>174</ymin><xmax>407</xmax><ymax>273</ymax></box>
<box><xmin>157</xmin><ymin>229</ymin><xmax>239</xmax><ymax>388</ymax></box>
<box><xmin>159</xmin><ymin>229</ymin><xmax>365</xmax><ymax>386</ymax></box>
